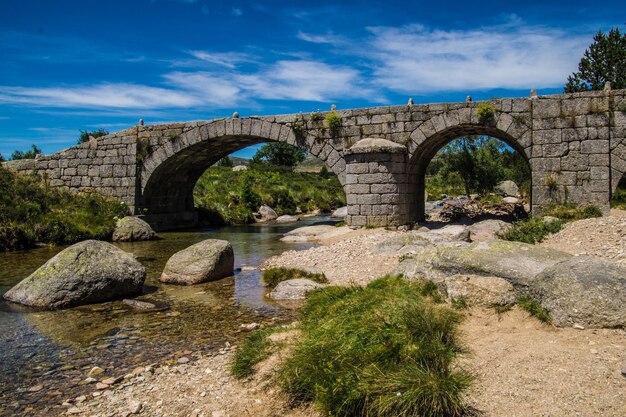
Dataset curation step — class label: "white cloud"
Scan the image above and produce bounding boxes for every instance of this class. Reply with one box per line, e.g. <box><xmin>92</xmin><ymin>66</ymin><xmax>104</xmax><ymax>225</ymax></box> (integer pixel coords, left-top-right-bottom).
<box><xmin>296</xmin><ymin>31</ymin><xmax>342</xmax><ymax>44</ymax></box>
<box><xmin>188</xmin><ymin>50</ymin><xmax>251</xmax><ymax>68</ymax></box>
<box><xmin>364</xmin><ymin>23</ymin><xmax>589</xmax><ymax>93</ymax></box>
<box><xmin>0</xmin><ymin>83</ymin><xmax>199</xmax><ymax>109</ymax></box>
<box><xmin>231</xmin><ymin>7</ymin><xmax>242</xmax><ymax>16</ymax></box>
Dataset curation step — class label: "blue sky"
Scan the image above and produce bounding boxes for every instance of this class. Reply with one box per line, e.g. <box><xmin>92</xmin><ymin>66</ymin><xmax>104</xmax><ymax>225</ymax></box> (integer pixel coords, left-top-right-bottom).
<box><xmin>0</xmin><ymin>0</ymin><xmax>624</xmax><ymax>159</ymax></box>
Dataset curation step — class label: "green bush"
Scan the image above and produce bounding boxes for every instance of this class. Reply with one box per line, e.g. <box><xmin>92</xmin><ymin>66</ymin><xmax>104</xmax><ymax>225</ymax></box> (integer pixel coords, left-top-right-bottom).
<box><xmin>261</xmin><ymin>268</ymin><xmax>328</xmax><ymax>288</ymax></box>
<box><xmin>476</xmin><ymin>103</ymin><xmax>495</xmax><ymax>122</ymax></box>
<box><xmin>0</xmin><ymin>166</ymin><xmax>128</xmax><ymax>251</ymax></box>
<box><xmin>77</xmin><ymin>128</ymin><xmax>108</xmax><ymax>145</ymax></box>
<box><xmin>324</xmin><ymin>112</ymin><xmax>342</xmax><ymax>137</ymax></box>
<box><xmin>279</xmin><ymin>276</ymin><xmax>472</xmax><ymax>417</ymax></box>
<box><xmin>499</xmin><ymin>217</ymin><xmax>563</xmax><ymax>244</ymax></box>
<box><xmin>194</xmin><ymin>165</ymin><xmax>345</xmax><ymax>225</ymax></box>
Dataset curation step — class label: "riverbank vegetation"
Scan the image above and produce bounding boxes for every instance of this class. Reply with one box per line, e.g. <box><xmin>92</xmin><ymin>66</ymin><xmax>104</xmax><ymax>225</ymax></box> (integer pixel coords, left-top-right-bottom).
<box><xmin>234</xmin><ymin>276</ymin><xmax>471</xmax><ymax>416</ymax></box>
<box><xmin>499</xmin><ymin>204</ymin><xmax>602</xmax><ymax>244</ymax></box>
<box><xmin>193</xmin><ymin>164</ymin><xmax>345</xmax><ymax>225</ymax></box>
<box><xmin>0</xmin><ymin>166</ymin><xmax>128</xmax><ymax>251</ymax></box>
<box><xmin>426</xmin><ymin>136</ymin><xmax>531</xmax><ymax>200</ymax></box>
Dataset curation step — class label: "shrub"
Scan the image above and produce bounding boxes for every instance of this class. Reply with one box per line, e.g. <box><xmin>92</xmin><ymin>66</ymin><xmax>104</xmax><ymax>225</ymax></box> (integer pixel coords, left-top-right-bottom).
<box><xmin>11</xmin><ymin>144</ymin><xmax>42</xmax><ymax>160</ymax></box>
<box><xmin>261</xmin><ymin>268</ymin><xmax>328</xmax><ymax>288</ymax></box>
<box><xmin>77</xmin><ymin>128</ymin><xmax>108</xmax><ymax>144</ymax></box>
<box><xmin>279</xmin><ymin>276</ymin><xmax>472</xmax><ymax>417</ymax></box>
<box><xmin>499</xmin><ymin>217</ymin><xmax>563</xmax><ymax>244</ymax></box>
<box><xmin>541</xmin><ymin>204</ymin><xmax>602</xmax><ymax>221</ymax></box>
<box><xmin>324</xmin><ymin>112</ymin><xmax>342</xmax><ymax>137</ymax></box>
<box><xmin>476</xmin><ymin>103</ymin><xmax>495</xmax><ymax>122</ymax></box>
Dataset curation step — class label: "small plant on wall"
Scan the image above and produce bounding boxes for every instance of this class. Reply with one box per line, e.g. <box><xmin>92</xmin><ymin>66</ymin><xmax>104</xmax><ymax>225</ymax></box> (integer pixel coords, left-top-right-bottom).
<box><xmin>324</xmin><ymin>112</ymin><xmax>342</xmax><ymax>138</ymax></box>
<box><xmin>477</xmin><ymin>102</ymin><xmax>496</xmax><ymax>123</ymax></box>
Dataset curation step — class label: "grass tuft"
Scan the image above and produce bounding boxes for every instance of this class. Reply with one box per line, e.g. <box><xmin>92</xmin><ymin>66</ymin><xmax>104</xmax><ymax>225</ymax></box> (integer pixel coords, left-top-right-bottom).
<box><xmin>516</xmin><ymin>295</ymin><xmax>552</xmax><ymax>324</ymax></box>
<box><xmin>279</xmin><ymin>275</ymin><xmax>472</xmax><ymax>417</ymax></box>
<box><xmin>261</xmin><ymin>268</ymin><xmax>328</xmax><ymax>288</ymax></box>
<box><xmin>231</xmin><ymin>328</ymin><xmax>277</xmax><ymax>379</ymax></box>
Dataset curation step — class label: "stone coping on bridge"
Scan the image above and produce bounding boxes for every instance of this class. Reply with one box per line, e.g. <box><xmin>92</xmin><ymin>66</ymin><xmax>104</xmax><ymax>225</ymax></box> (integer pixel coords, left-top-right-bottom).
<box><xmin>344</xmin><ymin>138</ymin><xmax>408</xmax><ymax>155</ymax></box>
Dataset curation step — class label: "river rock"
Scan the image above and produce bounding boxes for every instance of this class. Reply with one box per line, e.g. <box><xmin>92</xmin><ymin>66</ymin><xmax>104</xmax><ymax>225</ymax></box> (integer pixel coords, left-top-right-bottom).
<box><xmin>276</xmin><ymin>215</ymin><xmax>299</xmax><ymax>223</ymax></box>
<box><xmin>160</xmin><ymin>239</ymin><xmax>234</xmax><ymax>285</ymax></box>
<box><xmin>232</xmin><ymin>165</ymin><xmax>248</xmax><ymax>172</ymax></box>
<box><xmin>123</xmin><ymin>298</ymin><xmax>156</xmax><ymax>310</ymax></box>
<box><xmin>495</xmin><ymin>180</ymin><xmax>520</xmax><ymax>197</ymax></box>
<box><xmin>281</xmin><ymin>225</ymin><xmax>350</xmax><ymax>242</ymax></box>
<box><xmin>503</xmin><ymin>196</ymin><xmax>520</xmax><ymax>204</ymax></box>
<box><xmin>112</xmin><ymin>216</ymin><xmax>158</xmax><ymax>242</ymax></box>
<box><xmin>268</xmin><ymin>279</ymin><xmax>323</xmax><ymax>300</ymax></box>
<box><xmin>331</xmin><ymin>206</ymin><xmax>347</xmax><ymax>218</ymax></box>
<box><xmin>394</xmin><ymin>240</ymin><xmax>572</xmax><ymax>291</ymax></box>
<box><xmin>468</xmin><ymin>219</ymin><xmax>511</xmax><ymax>242</ymax></box>
<box><xmin>444</xmin><ymin>274</ymin><xmax>516</xmax><ymax>306</ymax></box>
<box><xmin>372</xmin><ymin>233</ymin><xmax>433</xmax><ymax>255</ymax></box>
<box><xmin>529</xmin><ymin>257</ymin><xmax>626</xmax><ymax>328</ymax></box>
<box><xmin>254</xmin><ymin>205</ymin><xmax>277</xmax><ymax>222</ymax></box>
<box><xmin>426</xmin><ymin>224</ymin><xmax>470</xmax><ymax>242</ymax></box>
<box><xmin>3</xmin><ymin>240</ymin><xmax>145</xmax><ymax>309</ymax></box>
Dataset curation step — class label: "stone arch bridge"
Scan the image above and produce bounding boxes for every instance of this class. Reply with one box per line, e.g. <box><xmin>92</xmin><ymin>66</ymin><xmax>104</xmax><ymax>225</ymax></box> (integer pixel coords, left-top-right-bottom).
<box><xmin>8</xmin><ymin>89</ymin><xmax>626</xmax><ymax>230</ymax></box>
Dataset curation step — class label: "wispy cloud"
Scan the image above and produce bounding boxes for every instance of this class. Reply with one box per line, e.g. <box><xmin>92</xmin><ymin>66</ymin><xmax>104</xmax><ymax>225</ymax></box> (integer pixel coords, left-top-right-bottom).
<box><xmin>364</xmin><ymin>23</ymin><xmax>588</xmax><ymax>93</ymax></box>
<box><xmin>296</xmin><ymin>31</ymin><xmax>343</xmax><ymax>44</ymax></box>
<box><xmin>231</xmin><ymin>7</ymin><xmax>242</xmax><ymax>16</ymax></box>
<box><xmin>188</xmin><ymin>50</ymin><xmax>252</xmax><ymax>68</ymax></box>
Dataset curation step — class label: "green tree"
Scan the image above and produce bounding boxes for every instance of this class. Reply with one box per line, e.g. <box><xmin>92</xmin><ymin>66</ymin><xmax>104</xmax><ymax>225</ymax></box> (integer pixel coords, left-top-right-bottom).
<box><xmin>77</xmin><ymin>128</ymin><xmax>109</xmax><ymax>144</ymax></box>
<box><xmin>251</xmin><ymin>142</ymin><xmax>306</xmax><ymax>167</ymax></box>
<box><xmin>217</xmin><ymin>156</ymin><xmax>233</xmax><ymax>167</ymax></box>
<box><xmin>0</xmin><ymin>153</ymin><xmax>4</xmax><ymax>163</ymax></box>
<box><xmin>11</xmin><ymin>144</ymin><xmax>42</xmax><ymax>160</ymax></box>
<box><xmin>565</xmin><ymin>27</ymin><xmax>626</xmax><ymax>92</ymax></box>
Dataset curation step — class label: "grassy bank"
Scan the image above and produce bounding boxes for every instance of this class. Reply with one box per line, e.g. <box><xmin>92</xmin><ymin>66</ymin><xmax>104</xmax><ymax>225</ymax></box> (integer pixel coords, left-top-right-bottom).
<box><xmin>0</xmin><ymin>166</ymin><xmax>128</xmax><ymax>251</ymax></box>
<box><xmin>193</xmin><ymin>165</ymin><xmax>345</xmax><ymax>225</ymax></box>
<box><xmin>233</xmin><ymin>276</ymin><xmax>472</xmax><ymax>417</ymax></box>
<box><xmin>500</xmin><ymin>204</ymin><xmax>602</xmax><ymax>244</ymax></box>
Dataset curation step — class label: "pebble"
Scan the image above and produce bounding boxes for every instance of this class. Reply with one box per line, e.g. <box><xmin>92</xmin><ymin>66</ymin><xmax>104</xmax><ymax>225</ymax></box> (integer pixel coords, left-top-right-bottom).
<box><xmin>240</xmin><ymin>323</ymin><xmax>260</xmax><ymax>331</ymax></box>
<box><xmin>27</xmin><ymin>385</ymin><xmax>43</xmax><ymax>392</ymax></box>
<box><xmin>102</xmin><ymin>376</ymin><xmax>123</xmax><ymax>385</ymax></box>
<box><xmin>75</xmin><ymin>395</ymin><xmax>86</xmax><ymax>403</ymax></box>
<box><xmin>128</xmin><ymin>401</ymin><xmax>142</xmax><ymax>414</ymax></box>
<box><xmin>87</xmin><ymin>366</ymin><xmax>105</xmax><ymax>377</ymax></box>
<box><xmin>95</xmin><ymin>383</ymin><xmax>108</xmax><ymax>390</ymax></box>
<box><xmin>67</xmin><ymin>407</ymin><xmax>81</xmax><ymax>415</ymax></box>
<box><xmin>573</xmin><ymin>324</ymin><xmax>585</xmax><ymax>330</ymax></box>
<box><xmin>621</xmin><ymin>367</ymin><xmax>626</xmax><ymax>378</ymax></box>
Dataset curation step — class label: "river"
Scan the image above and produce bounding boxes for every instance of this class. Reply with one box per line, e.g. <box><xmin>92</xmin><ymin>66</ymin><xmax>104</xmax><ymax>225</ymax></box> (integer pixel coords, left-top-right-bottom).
<box><xmin>0</xmin><ymin>216</ymin><xmax>332</xmax><ymax>416</ymax></box>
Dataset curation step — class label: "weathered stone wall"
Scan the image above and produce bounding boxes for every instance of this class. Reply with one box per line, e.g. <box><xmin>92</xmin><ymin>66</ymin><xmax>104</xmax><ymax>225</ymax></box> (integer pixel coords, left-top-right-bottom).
<box><xmin>6</xmin><ymin>128</ymin><xmax>139</xmax><ymax>212</ymax></box>
<box><xmin>5</xmin><ymin>88</ymin><xmax>626</xmax><ymax>229</ymax></box>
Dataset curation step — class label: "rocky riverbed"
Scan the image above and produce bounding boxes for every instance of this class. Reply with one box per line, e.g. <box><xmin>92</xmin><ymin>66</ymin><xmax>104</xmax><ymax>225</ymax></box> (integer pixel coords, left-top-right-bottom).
<box><xmin>4</xmin><ymin>213</ymin><xmax>626</xmax><ymax>416</ymax></box>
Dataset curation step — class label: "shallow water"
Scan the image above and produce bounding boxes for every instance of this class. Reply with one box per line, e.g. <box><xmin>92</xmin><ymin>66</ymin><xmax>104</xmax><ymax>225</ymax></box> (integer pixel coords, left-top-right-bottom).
<box><xmin>0</xmin><ymin>217</ymin><xmax>331</xmax><ymax>415</ymax></box>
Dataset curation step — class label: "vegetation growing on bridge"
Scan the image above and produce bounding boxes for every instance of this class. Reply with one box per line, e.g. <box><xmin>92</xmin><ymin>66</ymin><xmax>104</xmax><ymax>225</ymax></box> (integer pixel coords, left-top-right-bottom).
<box><xmin>0</xmin><ymin>166</ymin><xmax>128</xmax><ymax>251</ymax></box>
<box><xmin>193</xmin><ymin>164</ymin><xmax>345</xmax><ymax>225</ymax></box>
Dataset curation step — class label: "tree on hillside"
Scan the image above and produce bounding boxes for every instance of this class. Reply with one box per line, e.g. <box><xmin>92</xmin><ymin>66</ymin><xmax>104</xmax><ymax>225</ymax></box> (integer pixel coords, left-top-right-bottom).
<box><xmin>217</xmin><ymin>156</ymin><xmax>233</xmax><ymax>167</ymax></box>
<box><xmin>77</xmin><ymin>128</ymin><xmax>109</xmax><ymax>144</ymax></box>
<box><xmin>11</xmin><ymin>144</ymin><xmax>42</xmax><ymax>160</ymax></box>
<box><xmin>565</xmin><ymin>27</ymin><xmax>626</xmax><ymax>92</ymax></box>
<box><xmin>251</xmin><ymin>142</ymin><xmax>306</xmax><ymax>167</ymax></box>
<box><xmin>0</xmin><ymin>153</ymin><xmax>4</xmax><ymax>163</ymax></box>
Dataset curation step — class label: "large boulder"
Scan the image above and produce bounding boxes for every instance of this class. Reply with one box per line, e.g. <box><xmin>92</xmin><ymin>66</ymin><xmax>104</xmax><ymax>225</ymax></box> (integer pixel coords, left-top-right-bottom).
<box><xmin>394</xmin><ymin>240</ymin><xmax>572</xmax><ymax>291</ymax></box>
<box><xmin>112</xmin><ymin>216</ymin><xmax>158</xmax><ymax>242</ymax></box>
<box><xmin>255</xmin><ymin>205</ymin><xmax>277</xmax><ymax>222</ymax></box>
<box><xmin>467</xmin><ymin>219</ymin><xmax>511</xmax><ymax>242</ymax></box>
<box><xmin>494</xmin><ymin>180</ymin><xmax>520</xmax><ymax>197</ymax></box>
<box><xmin>443</xmin><ymin>274</ymin><xmax>516</xmax><ymax>306</ymax></box>
<box><xmin>276</xmin><ymin>215</ymin><xmax>299</xmax><ymax>223</ymax></box>
<box><xmin>160</xmin><ymin>239</ymin><xmax>234</xmax><ymax>285</ymax></box>
<box><xmin>3</xmin><ymin>240</ymin><xmax>145</xmax><ymax>309</ymax></box>
<box><xmin>529</xmin><ymin>257</ymin><xmax>626</xmax><ymax>328</ymax></box>
<box><xmin>268</xmin><ymin>279</ymin><xmax>323</xmax><ymax>300</ymax></box>
<box><xmin>331</xmin><ymin>206</ymin><xmax>347</xmax><ymax>218</ymax></box>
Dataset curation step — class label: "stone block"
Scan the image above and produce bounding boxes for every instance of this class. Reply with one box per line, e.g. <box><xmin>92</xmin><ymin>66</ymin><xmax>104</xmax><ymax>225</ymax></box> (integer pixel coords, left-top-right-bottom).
<box><xmin>346</xmin><ymin>184</ymin><xmax>370</xmax><ymax>194</ymax></box>
<box><xmin>580</xmin><ymin>140</ymin><xmax>609</xmax><ymax>154</ymax></box>
<box><xmin>533</xmin><ymin>99</ymin><xmax>561</xmax><ymax>118</ymax></box>
<box><xmin>346</xmin><ymin>163</ymin><xmax>369</xmax><ymax>174</ymax></box>
<box><xmin>370</xmin><ymin>183</ymin><xmax>398</xmax><ymax>194</ymax></box>
<box><xmin>357</xmin><ymin>194</ymin><xmax>381</xmax><ymax>205</ymax></box>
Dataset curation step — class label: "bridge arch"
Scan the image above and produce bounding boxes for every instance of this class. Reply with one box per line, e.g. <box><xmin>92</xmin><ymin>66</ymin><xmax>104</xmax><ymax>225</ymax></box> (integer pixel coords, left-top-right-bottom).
<box><xmin>137</xmin><ymin>118</ymin><xmax>346</xmax><ymax>228</ymax></box>
<box><xmin>406</xmin><ymin>110</ymin><xmax>532</xmax><ymax>221</ymax></box>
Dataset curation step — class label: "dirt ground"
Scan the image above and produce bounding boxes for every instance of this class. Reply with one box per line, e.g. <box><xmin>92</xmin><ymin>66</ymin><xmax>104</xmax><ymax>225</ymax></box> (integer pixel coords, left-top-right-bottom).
<box><xmin>63</xmin><ymin>211</ymin><xmax>626</xmax><ymax>417</ymax></box>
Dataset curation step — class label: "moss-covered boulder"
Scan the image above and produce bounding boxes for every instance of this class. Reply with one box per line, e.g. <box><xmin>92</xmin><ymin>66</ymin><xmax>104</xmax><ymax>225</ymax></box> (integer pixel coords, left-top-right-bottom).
<box><xmin>3</xmin><ymin>240</ymin><xmax>145</xmax><ymax>309</ymax></box>
<box><xmin>112</xmin><ymin>216</ymin><xmax>158</xmax><ymax>242</ymax></box>
<box><xmin>394</xmin><ymin>240</ymin><xmax>572</xmax><ymax>291</ymax></box>
<box><xmin>160</xmin><ymin>239</ymin><xmax>234</xmax><ymax>285</ymax></box>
